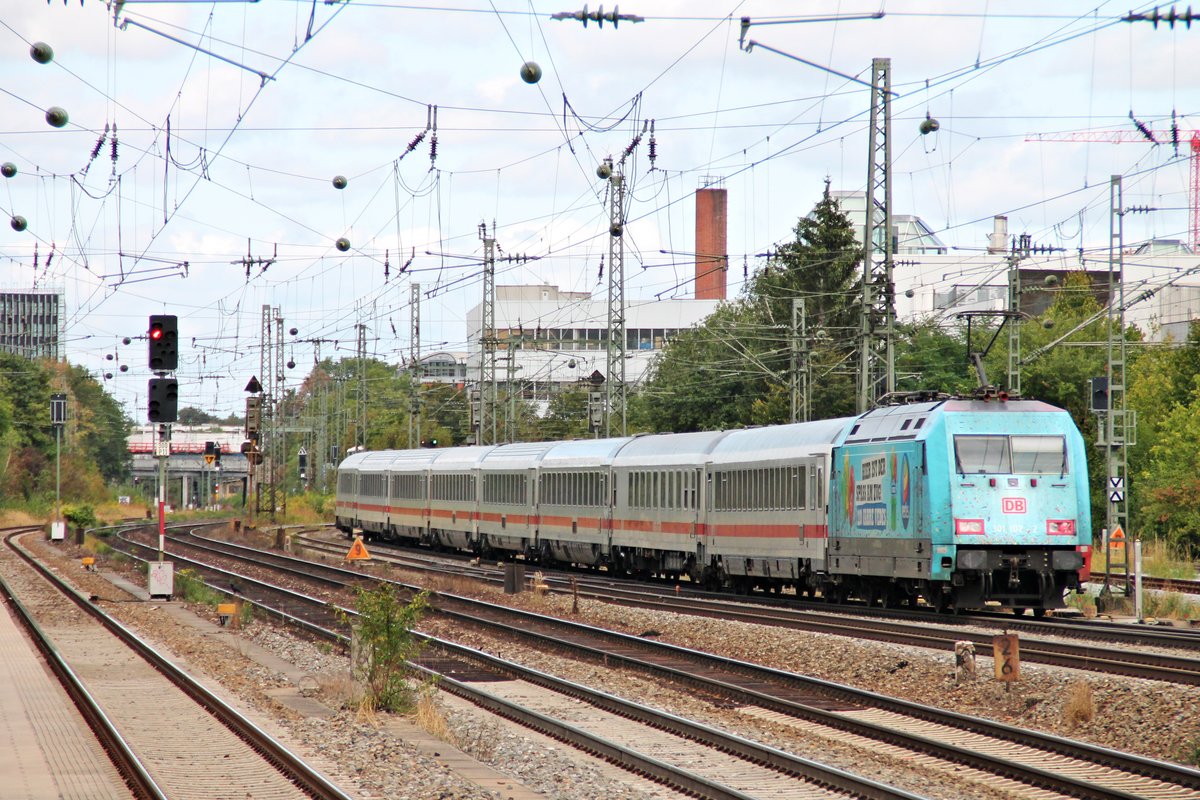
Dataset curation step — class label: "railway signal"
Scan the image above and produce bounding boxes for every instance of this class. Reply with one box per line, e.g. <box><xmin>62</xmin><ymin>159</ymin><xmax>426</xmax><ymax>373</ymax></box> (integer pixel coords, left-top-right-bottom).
<box><xmin>147</xmin><ymin>378</ymin><xmax>178</xmax><ymax>423</ymax></box>
<box><xmin>148</xmin><ymin>314</ymin><xmax>178</xmax><ymax>371</ymax></box>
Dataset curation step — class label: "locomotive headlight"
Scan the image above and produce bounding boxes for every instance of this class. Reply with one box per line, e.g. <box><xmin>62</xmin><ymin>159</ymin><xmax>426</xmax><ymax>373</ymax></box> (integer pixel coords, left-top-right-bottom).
<box><xmin>954</xmin><ymin>518</ymin><xmax>985</xmax><ymax>535</ymax></box>
<box><xmin>1046</xmin><ymin>520</ymin><xmax>1075</xmax><ymax>536</ymax></box>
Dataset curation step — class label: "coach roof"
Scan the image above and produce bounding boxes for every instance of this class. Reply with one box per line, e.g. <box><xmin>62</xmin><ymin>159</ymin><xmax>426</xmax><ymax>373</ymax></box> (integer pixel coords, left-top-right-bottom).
<box><xmin>540</xmin><ymin>436</ymin><xmax>635</xmax><ymax>469</ymax></box>
<box><xmin>611</xmin><ymin>429</ymin><xmax>731</xmax><ymax>467</ymax></box>
<box><xmin>710</xmin><ymin>417</ymin><xmax>855</xmax><ymax>464</ymax></box>
<box><xmin>429</xmin><ymin>445</ymin><xmax>496</xmax><ymax>470</ymax></box>
<box><xmin>479</xmin><ymin>440</ymin><xmax>560</xmax><ymax>470</ymax></box>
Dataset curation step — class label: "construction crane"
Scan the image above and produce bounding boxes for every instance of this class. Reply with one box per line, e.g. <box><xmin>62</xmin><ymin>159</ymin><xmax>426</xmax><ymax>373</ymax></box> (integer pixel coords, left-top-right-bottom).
<box><xmin>1026</xmin><ymin>122</ymin><xmax>1200</xmax><ymax>250</ymax></box>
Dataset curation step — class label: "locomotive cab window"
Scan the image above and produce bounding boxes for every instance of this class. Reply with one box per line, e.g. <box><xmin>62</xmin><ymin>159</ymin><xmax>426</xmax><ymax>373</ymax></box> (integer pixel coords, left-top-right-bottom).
<box><xmin>1011</xmin><ymin>435</ymin><xmax>1068</xmax><ymax>474</ymax></box>
<box><xmin>954</xmin><ymin>434</ymin><xmax>1067</xmax><ymax>475</ymax></box>
<box><xmin>955</xmin><ymin>436</ymin><xmax>1009</xmax><ymax>474</ymax></box>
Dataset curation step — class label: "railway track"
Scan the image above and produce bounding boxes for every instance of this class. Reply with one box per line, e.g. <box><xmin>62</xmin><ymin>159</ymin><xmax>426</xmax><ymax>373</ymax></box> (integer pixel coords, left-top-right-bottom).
<box><xmin>295</xmin><ymin>532</ymin><xmax>1200</xmax><ymax>683</ymax></box>
<box><xmin>1</xmin><ymin>528</ymin><xmax>352</xmax><ymax>800</ymax></box>
<box><xmin>1095</xmin><ymin>571</ymin><xmax>1200</xmax><ymax>596</ymax></box>
<box><xmin>305</xmin><ymin>529</ymin><xmax>1200</xmax><ymax>652</ymax></box>
<box><xmin>107</xmin><ymin>522</ymin><xmax>1200</xmax><ymax>800</ymax></box>
<box><xmin>109</xmin><ymin>524</ymin><xmax>923</xmax><ymax>799</ymax></box>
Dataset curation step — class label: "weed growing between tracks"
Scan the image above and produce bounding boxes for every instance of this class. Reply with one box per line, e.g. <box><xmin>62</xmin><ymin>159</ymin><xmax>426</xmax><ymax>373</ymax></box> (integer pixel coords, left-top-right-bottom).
<box><xmin>344</xmin><ymin>584</ymin><xmax>432</xmax><ymax>713</ymax></box>
<box><xmin>1062</xmin><ymin>681</ymin><xmax>1095</xmax><ymax>729</ymax></box>
<box><xmin>414</xmin><ymin>684</ymin><xmax>451</xmax><ymax>740</ymax></box>
<box><xmin>1176</xmin><ymin>737</ymin><xmax>1200</xmax><ymax>767</ymax></box>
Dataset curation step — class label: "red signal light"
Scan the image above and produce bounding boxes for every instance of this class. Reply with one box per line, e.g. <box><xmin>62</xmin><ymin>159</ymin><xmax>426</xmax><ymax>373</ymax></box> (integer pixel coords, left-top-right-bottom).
<box><xmin>150</xmin><ymin>326</ymin><xmax>163</xmax><ymax>340</ymax></box>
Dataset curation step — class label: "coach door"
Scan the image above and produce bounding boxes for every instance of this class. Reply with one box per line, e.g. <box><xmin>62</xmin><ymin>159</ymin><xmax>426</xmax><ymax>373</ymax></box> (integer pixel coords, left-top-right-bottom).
<box><xmin>685</xmin><ymin>468</ymin><xmax>701</xmax><ymax>540</ymax></box>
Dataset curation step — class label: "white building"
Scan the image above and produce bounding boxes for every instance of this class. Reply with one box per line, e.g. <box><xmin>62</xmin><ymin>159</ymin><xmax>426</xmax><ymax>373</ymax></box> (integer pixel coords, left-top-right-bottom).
<box><xmin>829</xmin><ymin>190</ymin><xmax>948</xmax><ymax>255</ymax></box>
<box><xmin>465</xmin><ymin>284</ymin><xmax>719</xmax><ymax>406</ymax></box>
<box><xmin>892</xmin><ymin>221</ymin><xmax>1200</xmax><ymax>342</ymax></box>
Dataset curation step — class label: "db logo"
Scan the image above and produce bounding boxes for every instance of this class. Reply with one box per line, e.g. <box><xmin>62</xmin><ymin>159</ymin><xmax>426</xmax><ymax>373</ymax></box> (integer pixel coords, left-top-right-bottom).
<box><xmin>1001</xmin><ymin>498</ymin><xmax>1027</xmax><ymax>514</ymax></box>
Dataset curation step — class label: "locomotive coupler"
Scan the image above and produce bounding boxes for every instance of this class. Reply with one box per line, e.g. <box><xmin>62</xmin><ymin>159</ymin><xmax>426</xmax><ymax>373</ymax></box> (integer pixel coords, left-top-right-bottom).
<box><xmin>1004</xmin><ymin>555</ymin><xmax>1022</xmax><ymax>588</ymax></box>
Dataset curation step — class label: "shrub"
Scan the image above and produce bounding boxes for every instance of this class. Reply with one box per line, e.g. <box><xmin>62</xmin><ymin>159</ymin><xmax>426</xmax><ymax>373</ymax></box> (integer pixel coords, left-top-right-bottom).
<box><xmin>62</xmin><ymin>503</ymin><xmax>97</xmax><ymax>530</ymax></box>
<box><xmin>348</xmin><ymin>584</ymin><xmax>430</xmax><ymax>713</ymax></box>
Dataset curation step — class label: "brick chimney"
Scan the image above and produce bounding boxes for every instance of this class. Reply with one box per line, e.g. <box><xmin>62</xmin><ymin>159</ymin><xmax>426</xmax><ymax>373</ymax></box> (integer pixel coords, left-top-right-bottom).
<box><xmin>695</xmin><ymin>185</ymin><xmax>728</xmax><ymax>300</ymax></box>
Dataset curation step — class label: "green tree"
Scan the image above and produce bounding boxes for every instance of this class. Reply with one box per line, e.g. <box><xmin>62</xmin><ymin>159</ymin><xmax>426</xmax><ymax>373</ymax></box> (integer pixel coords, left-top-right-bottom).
<box><xmin>1128</xmin><ymin>321</ymin><xmax>1200</xmax><ymax>547</ymax></box>
<box><xmin>177</xmin><ymin>407</ymin><xmax>218</xmax><ymax>425</ymax></box>
<box><xmin>62</xmin><ymin>362</ymin><xmax>131</xmax><ymax>484</ymax></box>
<box><xmin>1136</xmin><ymin>376</ymin><xmax>1200</xmax><ymax>550</ymax></box>
<box><xmin>896</xmin><ymin>320</ymin><xmax>974</xmax><ymax>397</ymax></box>
<box><xmin>537</xmin><ymin>387</ymin><xmax>591</xmax><ymax>440</ymax></box>
<box><xmin>635</xmin><ymin>184</ymin><xmax>862</xmax><ymax>431</ymax></box>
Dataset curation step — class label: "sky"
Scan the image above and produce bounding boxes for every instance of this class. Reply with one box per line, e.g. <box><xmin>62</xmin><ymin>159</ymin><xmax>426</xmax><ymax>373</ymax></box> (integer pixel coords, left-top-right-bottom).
<box><xmin>1</xmin><ymin>1</ymin><xmax>1196</xmax><ymax>419</ymax></box>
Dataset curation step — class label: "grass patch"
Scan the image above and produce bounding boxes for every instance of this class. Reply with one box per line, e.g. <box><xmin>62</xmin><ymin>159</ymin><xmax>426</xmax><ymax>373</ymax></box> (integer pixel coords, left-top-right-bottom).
<box><xmin>317</xmin><ymin>670</ymin><xmax>360</xmax><ymax>709</ymax></box>
<box><xmin>1091</xmin><ymin>589</ymin><xmax>1200</xmax><ymax>621</ymax></box>
<box><xmin>0</xmin><ymin>509</ymin><xmax>44</xmax><ymax>526</ymax></box>
<box><xmin>1065</xmin><ymin>591</ymin><xmax>1097</xmax><ymax>618</ymax></box>
<box><xmin>1175</xmin><ymin>738</ymin><xmax>1200</xmax><ymax>767</ymax></box>
<box><xmin>413</xmin><ymin>683</ymin><xmax>451</xmax><ymax>740</ymax></box>
<box><xmin>1142</xmin><ymin>592</ymin><xmax>1200</xmax><ymax>621</ymax></box>
<box><xmin>174</xmin><ymin>568</ymin><xmax>227</xmax><ymax>607</ymax></box>
<box><xmin>1092</xmin><ymin>537</ymin><xmax>1197</xmax><ymax>579</ymax></box>
<box><xmin>81</xmin><ymin>535</ymin><xmax>114</xmax><ymax>558</ymax></box>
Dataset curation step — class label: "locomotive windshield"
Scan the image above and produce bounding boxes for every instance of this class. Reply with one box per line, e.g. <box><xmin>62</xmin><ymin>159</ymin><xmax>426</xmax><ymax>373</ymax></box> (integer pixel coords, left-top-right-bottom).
<box><xmin>954</xmin><ymin>434</ymin><xmax>1067</xmax><ymax>475</ymax></box>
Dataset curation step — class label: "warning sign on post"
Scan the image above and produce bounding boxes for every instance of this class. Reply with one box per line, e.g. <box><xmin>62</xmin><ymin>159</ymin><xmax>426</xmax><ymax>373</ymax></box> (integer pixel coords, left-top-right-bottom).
<box><xmin>345</xmin><ymin>537</ymin><xmax>371</xmax><ymax>561</ymax></box>
<box><xmin>1110</xmin><ymin>526</ymin><xmax>1126</xmax><ymax>550</ymax></box>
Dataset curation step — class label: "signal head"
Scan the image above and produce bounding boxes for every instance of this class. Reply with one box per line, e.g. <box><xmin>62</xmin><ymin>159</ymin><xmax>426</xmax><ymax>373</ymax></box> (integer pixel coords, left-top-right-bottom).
<box><xmin>148</xmin><ymin>314</ymin><xmax>179</xmax><ymax>371</ymax></box>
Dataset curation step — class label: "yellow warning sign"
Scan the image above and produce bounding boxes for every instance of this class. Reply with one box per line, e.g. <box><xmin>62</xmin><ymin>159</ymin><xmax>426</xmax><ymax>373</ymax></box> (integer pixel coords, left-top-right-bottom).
<box><xmin>204</xmin><ymin>454</ymin><xmax>216</xmax><ymax>465</ymax></box>
<box><xmin>345</xmin><ymin>537</ymin><xmax>371</xmax><ymax>561</ymax></box>
<box><xmin>1109</xmin><ymin>526</ymin><xmax>1126</xmax><ymax>550</ymax></box>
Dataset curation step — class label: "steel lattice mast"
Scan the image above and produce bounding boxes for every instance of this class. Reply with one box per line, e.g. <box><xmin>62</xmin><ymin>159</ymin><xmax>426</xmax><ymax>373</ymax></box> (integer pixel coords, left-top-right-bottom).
<box><xmin>477</xmin><ymin>224</ymin><xmax>498</xmax><ymax>445</ymax></box>
<box><xmin>604</xmin><ymin>158</ymin><xmax>627</xmax><ymax>437</ymax></box>
<box><xmin>857</xmin><ymin>57</ymin><xmax>895</xmax><ymax>413</ymax></box>
<box><xmin>1103</xmin><ymin>174</ymin><xmax>1134</xmax><ymax>592</ymax></box>
<box><xmin>409</xmin><ymin>281</ymin><xmax>421</xmax><ymax>448</ymax></box>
